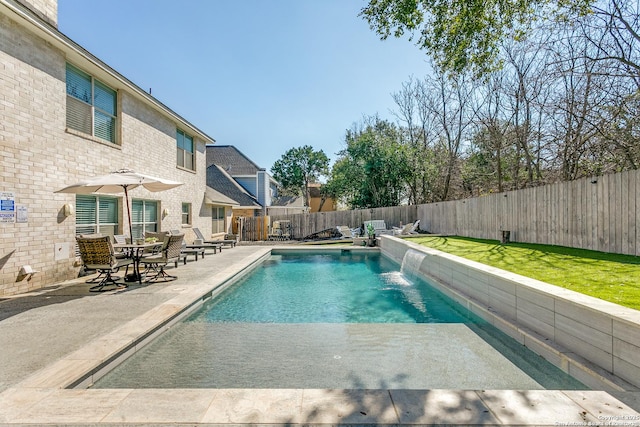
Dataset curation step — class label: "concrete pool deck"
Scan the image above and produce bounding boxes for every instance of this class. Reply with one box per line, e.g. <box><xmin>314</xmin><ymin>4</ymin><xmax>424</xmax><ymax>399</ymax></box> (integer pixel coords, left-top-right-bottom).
<box><xmin>0</xmin><ymin>244</ymin><xmax>639</xmax><ymax>426</ymax></box>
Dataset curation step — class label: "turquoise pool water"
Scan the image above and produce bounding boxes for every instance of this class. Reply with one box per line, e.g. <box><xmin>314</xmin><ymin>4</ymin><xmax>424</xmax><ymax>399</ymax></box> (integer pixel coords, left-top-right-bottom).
<box><xmin>190</xmin><ymin>251</ymin><xmax>468</xmax><ymax>323</ymax></box>
<box><xmin>92</xmin><ymin>250</ymin><xmax>587</xmax><ymax>390</ymax></box>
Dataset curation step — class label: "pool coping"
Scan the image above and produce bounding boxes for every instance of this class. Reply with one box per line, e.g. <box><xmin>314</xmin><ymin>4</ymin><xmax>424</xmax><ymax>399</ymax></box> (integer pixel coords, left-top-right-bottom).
<box><xmin>380</xmin><ymin>236</ymin><xmax>640</xmax><ymax>389</ymax></box>
<box><xmin>1</xmin><ymin>244</ymin><xmax>639</xmax><ymax>425</ymax></box>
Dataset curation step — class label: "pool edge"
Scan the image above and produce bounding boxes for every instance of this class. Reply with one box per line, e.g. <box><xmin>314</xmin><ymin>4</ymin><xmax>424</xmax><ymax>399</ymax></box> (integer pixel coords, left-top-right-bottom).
<box><xmin>1</xmin><ymin>244</ymin><xmax>639</xmax><ymax>425</ymax></box>
<box><xmin>379</xmin><ymin>235</ymin><xmax>640</xmax><ymax>392</ymax></box>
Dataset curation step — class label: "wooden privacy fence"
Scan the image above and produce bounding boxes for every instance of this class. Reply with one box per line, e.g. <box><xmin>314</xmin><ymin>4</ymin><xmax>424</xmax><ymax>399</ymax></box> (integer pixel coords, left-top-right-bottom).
<box><xmin>236</xmin><ymin>216</ymin><xmax>269</xmax><ymax>242</ymax></box>
<box><xmin>249</xmin><ymin>169</ymin><xmax>640</xmax><ymax>256</ymax></box>
<box><xmin>418</xmin><ymin>169</ymin><xmax>640</xmax><ymax>256</ymax></box>
<box><xmin>269</xmin><ymin>205</ymin><xmax>418</xmax><ymax>240</ymax></box>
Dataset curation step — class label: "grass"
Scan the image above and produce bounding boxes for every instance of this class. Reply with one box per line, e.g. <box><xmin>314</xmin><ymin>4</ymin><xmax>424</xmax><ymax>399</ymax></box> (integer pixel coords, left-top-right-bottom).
<box><xmin>405</xmin><ymin>235</ymin><xmax>640</xmax><ymax>311</ymax></box>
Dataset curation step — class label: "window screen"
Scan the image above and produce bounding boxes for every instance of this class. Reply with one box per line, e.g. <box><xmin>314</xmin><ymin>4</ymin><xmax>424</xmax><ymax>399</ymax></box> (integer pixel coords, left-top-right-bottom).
<box><xmin>131</xmin><ymin>199</ymin><xmax>158</xmax><ymax>239</ymax></box>
<box><xmin>75</xmin><ymin>195</ymin><xmax>118</xmax><ymax>237</ymax></box>
<box><xmin>177</xmin><ymin>129</ymin><xmax>195</xmax><ymax>170</ymax></box>
<box><xmin>212</xmin><ymin>206</ymin><xmax>226</xmax><ymax>233</ymax></box>
<box><xmin>66</xmin><ymin>63</ymin><xmax>117</xmax><ymax>143</ymax></box>
<box><xmin>182</xmin><ymin>203</ymin><xmax>191</xmax><ymax>225</ymax></box>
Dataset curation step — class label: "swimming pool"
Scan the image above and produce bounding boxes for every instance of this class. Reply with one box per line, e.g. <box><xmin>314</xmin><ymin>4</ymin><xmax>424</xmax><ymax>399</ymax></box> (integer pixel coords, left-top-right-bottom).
<box><xmin>92</xmin><ymin>250</ymin><xmax>586</xmax><ymax>390</ymax></box>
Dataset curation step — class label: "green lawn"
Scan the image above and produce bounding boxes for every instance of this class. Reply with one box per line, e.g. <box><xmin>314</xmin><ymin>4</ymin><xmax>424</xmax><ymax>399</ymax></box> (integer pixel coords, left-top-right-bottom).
<box><xmin>405</xmin><ymin>236</ymin><xmax>640</xmax><ymax>311</ymax></box>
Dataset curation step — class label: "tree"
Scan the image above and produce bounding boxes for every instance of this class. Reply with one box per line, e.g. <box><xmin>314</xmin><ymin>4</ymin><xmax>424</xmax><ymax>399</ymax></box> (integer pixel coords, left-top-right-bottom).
<box><xmin>327</xmin><ymin>117</ymin><xmax>411</xmax><ymax>209</ymax></box>
<box><xmin>391</xmin><ymin>76</ymin><xmax>442</xmax><ymax>203</ymax></box>
<box><xmin>582</xmin><ymin>0</ymin><xmax>640</xmax><ymax>80</ymax></box>
<box><xmin>271</xmin><ymin>146</ymin><xmax>329</xmax><ymax>208</ymax></box>
<box><xmin>360</xmin><ymin>0</ymin><xmax>592</xmax><ymax>75</ymax></box>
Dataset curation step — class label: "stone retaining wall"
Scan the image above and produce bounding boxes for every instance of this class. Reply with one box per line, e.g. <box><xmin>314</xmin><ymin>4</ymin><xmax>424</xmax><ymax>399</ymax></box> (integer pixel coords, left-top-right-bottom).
<box><xmin>380</xmin><ymin>236</ymin><xmax>640</xmax><ymax>391</ymax></box>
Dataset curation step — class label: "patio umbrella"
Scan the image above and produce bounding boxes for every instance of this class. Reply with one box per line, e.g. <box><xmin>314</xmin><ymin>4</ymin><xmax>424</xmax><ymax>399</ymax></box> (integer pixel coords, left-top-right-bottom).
<box><xmin>55</xmin><ymin>169</ymin><xmax>183</xmax><ymax>239</ymax></box>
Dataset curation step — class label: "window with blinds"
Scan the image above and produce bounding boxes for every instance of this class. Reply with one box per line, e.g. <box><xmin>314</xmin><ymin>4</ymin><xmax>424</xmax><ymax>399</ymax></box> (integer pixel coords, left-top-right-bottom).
<box><xmin>211</xmin><ymin>206</ymin><xmax>226</xmax><ymax>233</ymax></box>
<box><xmin>131</xmin><ymin>199</ymin><xmax>158</xmax><ymax>239</ymax></box>
<box><xmin>75</xmin><ymin>195</ymin><xmax>119</xmax><ymax>237</ymax></box>
<box><xmin>66</xmin><ymin>63</ymin><xmax>117</xmax><ymax>143</ymax></box>
<box><xmin>176</xmin><ymin>129</ymin><xmax>195</xmax><ymax>170</ymax></box>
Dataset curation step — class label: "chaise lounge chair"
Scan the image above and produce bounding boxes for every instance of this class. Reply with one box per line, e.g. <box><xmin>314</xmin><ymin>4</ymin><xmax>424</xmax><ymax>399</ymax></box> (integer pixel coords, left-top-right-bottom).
<box><xmin>336</xmin><ymin>226</ymin><xmax>357</xmax><ymax>239</ymax></box>
<box><xmin>193</xmin><ymin>227</ymin><xmax>236</xmax><ymax>248</ymax></box>
<box><xmin>393</xmin><ymin>220</ymin><xmax>420</xmax><ymax>236</ymax></box>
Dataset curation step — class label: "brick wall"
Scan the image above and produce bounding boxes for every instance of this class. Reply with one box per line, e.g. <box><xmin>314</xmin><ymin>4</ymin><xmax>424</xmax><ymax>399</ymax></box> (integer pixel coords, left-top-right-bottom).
<box><xmin>17</xmin><ymin>0</ymin><xmax>57</xmax><ymax>27</ymax></box>
<box><xmin>0</xmin><ymin>11</ymin><xmax>211</xmax><ymax>295</ymax></box>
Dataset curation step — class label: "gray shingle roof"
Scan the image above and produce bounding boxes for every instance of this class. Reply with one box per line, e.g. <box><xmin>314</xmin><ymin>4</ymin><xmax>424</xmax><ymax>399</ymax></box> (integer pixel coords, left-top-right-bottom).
<box><xmin>204</xmin><ymin>187</ymin><xmax>239</xmax><ymax>206</ymax></box>
<box><xmin>206</xmin><ymin>164</ymin><xmax>262</xmax><ymax>209</ymax></box>
<box><xmin>271</xmin><ymin>195</ymin><xmax>305</xmax><ymax>207</ymax></box>
<box><xmin>206</xmin><ymin>145</ymin><xmax>263</xmax><ymax>176</ymax></box>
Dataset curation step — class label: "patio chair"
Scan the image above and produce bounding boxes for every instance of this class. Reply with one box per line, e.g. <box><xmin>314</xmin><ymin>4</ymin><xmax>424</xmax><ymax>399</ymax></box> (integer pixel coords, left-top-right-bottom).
<box><xmin>112</xmin><ymin>234</ymin><xmax>131</xmax><ymax>259</ymax></box>
<box><xmin>76</xmin><ymin>235</ymin><xmax>133</xmax><ymax>292</ymax></box>
<box><xmin>145</xmin><ymin>231</ymin><xmax>169</xmax><ymax>243</ymax></box>
<box><xmin>113</xmin><ymin>234</ymin><xmax>128</xmax><ymax>244</ymax></box>
<box><xmin>393</xmin><ymin>220</ymin><xmax>420</xmax><ymax>236</ymax></box>
<box><xmin>77</xmin><ymin>233</ymin><xmax>107</xmax><ymax>283</ymax></box>
<box><xmin>167</xmin><ymin>230</ymin><xmax>202</xmax><ymax>261</ymax></box>
<box><xmin>193</xmin><ymin>227</ymin><xmax>237</xmax><ymax>248</ymax></box>
<box><xmin>186</xmin><ymin>228</ymin><xmax>223</xmax><ymax>252</ymax></box>
<box><xmin>336</xmin><ymin>226</ymin><xmax>356</xmax><ymax>239</ymax></box>
<box><xmin>184</xmin><ymin>241</ymin><xmax>223</xmax><ymax>254</ymax></box>
<box><xmin>140</xmin><ymin>233</ymin><xmax>184</xmax><ymax>282</ymax></box>
<box><xmin>181</xmin><ymin>241</ymin><xmax>205</xmax><ymax>262</ymax></box>
<box><xmin>193</xmin><ymin>227</ymin><xmax>213</xmax><ymax>243</ymax></box>
<box><xmin>364</xmin><ymin>220</ymin><xmax>393</xmax><ymax>236</ymax></box>
<box><xmin>142</xmin><ymin>231</ymin><xmax>168</xmax><ymax>255</ymax></box>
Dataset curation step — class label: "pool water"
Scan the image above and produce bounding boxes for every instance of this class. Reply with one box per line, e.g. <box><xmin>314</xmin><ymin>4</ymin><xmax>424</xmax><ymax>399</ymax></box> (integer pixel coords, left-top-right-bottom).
<box><xmin>92</xmin><ymin>250</ymin><xmax>587</xmax><ymax>390</ymax></box>
<box><xmin>190</xmin><ymin>252</ymin><xmax>468</xmax><ymax>323</ymax></box>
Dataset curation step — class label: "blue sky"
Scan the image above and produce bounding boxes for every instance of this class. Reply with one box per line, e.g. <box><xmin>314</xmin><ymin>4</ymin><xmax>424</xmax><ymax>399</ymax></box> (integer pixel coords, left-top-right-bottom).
<box><xmin>58</xmin><ymin>0</ymin><xmax>432</xmax><ymax>172</ymax></box>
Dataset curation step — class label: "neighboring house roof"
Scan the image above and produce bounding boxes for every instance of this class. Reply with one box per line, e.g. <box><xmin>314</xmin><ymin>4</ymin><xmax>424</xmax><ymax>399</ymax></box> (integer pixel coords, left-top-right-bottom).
<box><xmin>206</xmin><ymin>145</ymin><xmax>262</xmax><ymax>175</ymax></box>
<box><xmin>206</xmin><ymin>164</ymin><xmax>262</xmax><ymax>209</ymax></box>
<box><xmin>204</xmin><ymin>187</ymin><xmax>239</xmax><ymax>206</ymax></box>
<box><xmin>206</xmin><ymin>145</ymin><xmax>279</xmax><ymax>186</ymax></box>
<box><xmin>271</xmin><ymin>195</ymin><xmax>305</xmax><ymax>208</ymax></box>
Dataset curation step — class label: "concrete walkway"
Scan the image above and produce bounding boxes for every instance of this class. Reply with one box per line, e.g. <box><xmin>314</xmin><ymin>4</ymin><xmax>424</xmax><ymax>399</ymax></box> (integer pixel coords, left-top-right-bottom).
<box><xmin>0</xmin><ymin>244</ymin><xmax>639</xmax><ymax>426</ymax></box>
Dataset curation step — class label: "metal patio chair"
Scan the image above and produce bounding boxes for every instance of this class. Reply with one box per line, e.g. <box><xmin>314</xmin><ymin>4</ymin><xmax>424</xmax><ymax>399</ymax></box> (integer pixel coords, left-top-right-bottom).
<box><xmin>76</xmin><ymin>235</ymin><xmax>133</xmax><ymax>292</ymax></box>
<box><xmin>140</xmin><ymin>233</ymin><xmax>184</xmax><ymax>282</ymax></box>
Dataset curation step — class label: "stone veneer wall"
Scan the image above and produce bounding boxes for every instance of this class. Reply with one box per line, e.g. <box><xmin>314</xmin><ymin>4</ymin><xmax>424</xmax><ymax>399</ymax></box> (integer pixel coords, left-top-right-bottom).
<box><xmin>380</xmin><ymin>236</ymin><xmax>640</xmax><ymax>391</ymax></box>
<box><xmin>0</xmin><ymin>10</ymin><xmax>210</xmax><ymax>295</ymax></box>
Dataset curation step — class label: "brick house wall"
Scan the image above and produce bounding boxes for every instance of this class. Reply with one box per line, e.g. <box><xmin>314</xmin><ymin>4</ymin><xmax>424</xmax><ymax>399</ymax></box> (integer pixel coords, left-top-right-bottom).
<box><xmin>0</xmin><ymin>1</ymin><xmax>214</xmax><ymax>295</ymax></box>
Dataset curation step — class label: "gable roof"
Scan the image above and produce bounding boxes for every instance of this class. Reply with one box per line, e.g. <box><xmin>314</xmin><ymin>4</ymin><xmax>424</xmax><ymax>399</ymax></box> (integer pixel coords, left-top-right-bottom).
<box><xmin>204</xmin><ymin>187</ymin><xmax>239</xmax><ymax>206</ymax></box>
<box><xmin>206</xmin><ymin>164</ymin><xmax>262</xmax><ymax>209</ymax></box>
<box><xmin>206</xmin><ymin>145</ymin><xmax>263</xmax><ymax>176</ymax></box>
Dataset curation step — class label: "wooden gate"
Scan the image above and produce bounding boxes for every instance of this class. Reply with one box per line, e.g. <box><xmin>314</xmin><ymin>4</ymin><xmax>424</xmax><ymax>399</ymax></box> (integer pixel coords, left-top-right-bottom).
<box><xmin>237</xmin><ymin>216</ymin><xmax>270</xmax><ymax>241</ymax></box>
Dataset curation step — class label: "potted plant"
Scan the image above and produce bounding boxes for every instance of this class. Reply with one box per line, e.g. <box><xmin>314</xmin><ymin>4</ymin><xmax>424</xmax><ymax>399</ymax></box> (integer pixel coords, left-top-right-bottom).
<box><xmin>366</xmin><ymin>223</ymin><xmax>376</xmax><ymax>247</ymax></box>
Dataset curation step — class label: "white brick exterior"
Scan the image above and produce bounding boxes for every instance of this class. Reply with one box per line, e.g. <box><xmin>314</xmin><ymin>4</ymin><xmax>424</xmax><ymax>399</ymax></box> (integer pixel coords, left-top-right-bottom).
<box><xmin>0</xmin><ymin>1</ymin><xmax>216</xmax><ymax>295</ymax></box>
<box><xmin>15</xmin><ymin>0</ymin><xmax>56</xmax><ymax>27</ymax></box>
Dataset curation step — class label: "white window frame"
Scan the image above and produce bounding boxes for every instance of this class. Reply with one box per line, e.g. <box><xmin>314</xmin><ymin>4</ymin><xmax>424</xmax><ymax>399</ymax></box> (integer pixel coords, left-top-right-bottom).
<box><xmin>177</xmin><ymin>129</ymin><xmax>195</xmax><ymax>171</ymax></box>
<box><xmin>74</xmin><ymin>195</ymin><xmax>119</xmax><ymax>256</ymax></box>
<box><xmin>211</xmin><ymin>206</ymin><xmax>226</xmax><ymax>234</ymax></box>
<box><xmin>182</xmin><ymin>202</ymin><xmax>192</xmax><ymax>225</ymax></box>
<box><xmin>131</xmin><ymin>199</ymin><xmax>159</xmax><ymax>239</ymax></box>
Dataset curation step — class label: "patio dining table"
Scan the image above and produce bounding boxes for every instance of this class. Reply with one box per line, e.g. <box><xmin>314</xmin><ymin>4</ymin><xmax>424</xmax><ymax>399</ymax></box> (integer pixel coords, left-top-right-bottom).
<box><xmin>113</xmin><ymin>241</ymin><xmax>162</xmax><ymax>284</ymax></box>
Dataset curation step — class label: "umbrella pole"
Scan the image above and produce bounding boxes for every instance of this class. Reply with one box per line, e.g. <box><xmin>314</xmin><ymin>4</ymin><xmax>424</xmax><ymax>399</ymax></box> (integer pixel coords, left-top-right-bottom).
<box><xmin>124</xmin><ymin>186</ymin><xmax>133</xmax><ymax>240</ymax></box>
